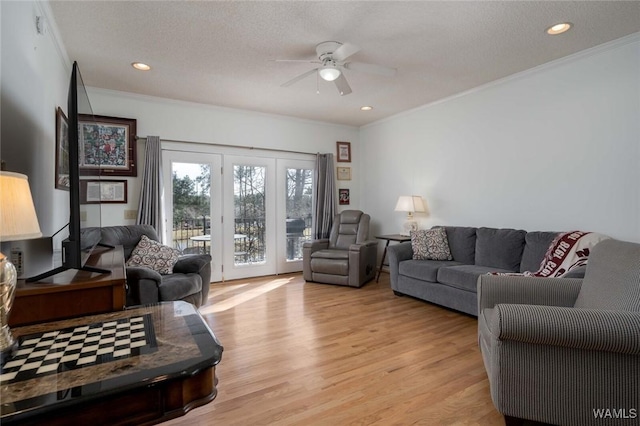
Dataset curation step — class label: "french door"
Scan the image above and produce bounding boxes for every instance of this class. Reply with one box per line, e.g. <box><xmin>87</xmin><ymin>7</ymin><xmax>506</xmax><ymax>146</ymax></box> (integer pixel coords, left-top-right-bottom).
<box><xmin>163</xmin><ymin>147</ymin><xmax>314</xmax><ymax>281</ymax></box>
<box><xmin>162</xmin><ymin>151</ymin><xmax>223</xmax><ymax>282</ymax></box>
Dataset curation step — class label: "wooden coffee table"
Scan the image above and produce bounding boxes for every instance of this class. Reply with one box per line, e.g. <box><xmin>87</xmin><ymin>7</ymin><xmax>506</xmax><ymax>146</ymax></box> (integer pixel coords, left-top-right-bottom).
<box><xmin>0</xmin><ymin>301</ymin><xmax>223</xmax><ymax>425</ymax></box>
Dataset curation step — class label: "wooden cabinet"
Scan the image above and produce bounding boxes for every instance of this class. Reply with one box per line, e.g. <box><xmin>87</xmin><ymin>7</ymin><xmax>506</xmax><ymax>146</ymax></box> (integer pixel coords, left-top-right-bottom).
<box><xmin>9</xmin><ymin>245</ymin><xmax>126</xmax><ymax>327</ymax></box>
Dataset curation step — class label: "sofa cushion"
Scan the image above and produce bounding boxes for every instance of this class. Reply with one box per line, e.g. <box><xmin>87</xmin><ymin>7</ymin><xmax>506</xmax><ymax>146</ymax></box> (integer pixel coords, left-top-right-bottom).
<box><xmin>475</xmin><ymin>227</ymin><xmax>526</xmax><ymax>271</ymax></box>
<box><xmin>399</xmin><ymin>259</ymin><xmax>463</xmax><ymax>282</ymax></box>
<box><xmin>520</xmin><ymin>231</ymin><xmax>559</xmax><ymax>273</ymax></box>
<box><xmin>126</xmin><ymin>235</ymin><xmax>180</xmax><ymax>274</ymax></box>
<box><xmin>442</xmin><ymin>226</ymin><xmax>477</xmax><ymax>264</ymax></box>
<box><xmin>437</xmin><ymin>264</ymin><xmax>515</xmax><ymax>292</ymax></box>
<box><xmin>411</xmin><ymin>228</ymin><xmax>452</xmax><ymax>261</ymax></box>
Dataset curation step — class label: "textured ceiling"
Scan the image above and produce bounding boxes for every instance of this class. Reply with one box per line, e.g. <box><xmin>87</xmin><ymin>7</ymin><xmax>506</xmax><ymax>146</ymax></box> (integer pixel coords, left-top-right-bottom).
<box><xmin>48</xmin><ymin>1</ymin><xmax>640</xmax><ymax>127</ymax></box>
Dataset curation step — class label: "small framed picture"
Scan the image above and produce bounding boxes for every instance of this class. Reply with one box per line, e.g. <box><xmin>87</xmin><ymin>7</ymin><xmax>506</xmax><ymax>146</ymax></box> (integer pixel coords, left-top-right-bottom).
<box><xmin>337</xmin><ymin>166</ymin><xmax>351</xmax><ymax>180</ymax></box>
<box><xmin>55</xmin><ymin>107</ymin><xmax>70</xmax><ymax>190</ymax></box>
<box><xmin>80</xmin><ymin>179</ymin><xmax>128</xmax><ymax>204</ymax></box>
<box><xmin>339</xmin><ymin>189</ymin><xmax>350</xmax><ymax>205</ymax></box>
<box><xmin>336</xmin><ymin>141</ymin><xmax>351</xmax><ymax>162</ymax></box>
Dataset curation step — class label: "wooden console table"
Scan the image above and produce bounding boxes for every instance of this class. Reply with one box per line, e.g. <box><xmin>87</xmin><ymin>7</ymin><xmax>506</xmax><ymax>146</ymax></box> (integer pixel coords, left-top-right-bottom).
<box><xmin>0</xmin><ymin>301</ymin><xmax>223</xmax><ymax>425</ymax></box>
<box><xmin>9</xmin><ymin>245</ymin><xmax>126</xmax><ymax>327</ymax></box>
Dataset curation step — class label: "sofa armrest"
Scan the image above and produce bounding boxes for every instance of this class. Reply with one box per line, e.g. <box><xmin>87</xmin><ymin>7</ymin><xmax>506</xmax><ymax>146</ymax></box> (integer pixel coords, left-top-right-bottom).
<box><xmin>387</xmin><ymin>241</ymin><xmax>413</xmax><ymax>291</ymax></box>
<box><xmin>477</xmin><ymin>275</ymin><xmax>583</xmax><ymax>313</ymax></box>
<box><xmin>125</xmin><ymin>266</ymin><xmax>162</xmax><ymax>306</ymax></box>
<box><xmin>488</xmin><ymin>304</ymin><xmax>640</xmax><ymax>354</ymax></box>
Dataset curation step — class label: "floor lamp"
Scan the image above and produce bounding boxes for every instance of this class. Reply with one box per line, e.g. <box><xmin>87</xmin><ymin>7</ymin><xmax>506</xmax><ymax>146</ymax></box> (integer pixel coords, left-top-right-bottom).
<box><xmin>0</xmin><ymin>171</ymin><xmax>42</xmax><ymax>357</ymax></box>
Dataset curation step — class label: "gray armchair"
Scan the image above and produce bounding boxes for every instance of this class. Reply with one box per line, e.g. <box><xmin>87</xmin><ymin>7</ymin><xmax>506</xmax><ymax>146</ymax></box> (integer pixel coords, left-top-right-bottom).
<box><xmin>477</xmin><ymin>239</ymin><xmax>640</xmax><ymax>426</ymax></box>
<box><xmin>99</xmin><ymin>225</ymin><xmax>211</xmax><ymax>308</ymax></box>
<box><xmin>303</xmin><ymin>210</ymin><xmax>378</xmax><ymax>288</ymax></box>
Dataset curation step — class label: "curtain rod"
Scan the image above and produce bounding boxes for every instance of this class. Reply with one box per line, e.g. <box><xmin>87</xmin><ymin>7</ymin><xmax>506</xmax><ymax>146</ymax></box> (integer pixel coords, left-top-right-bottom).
<box><xmin>135</xmin><ymin>136</ymin><xmax>318</xmax><ymax>156</ymax></box>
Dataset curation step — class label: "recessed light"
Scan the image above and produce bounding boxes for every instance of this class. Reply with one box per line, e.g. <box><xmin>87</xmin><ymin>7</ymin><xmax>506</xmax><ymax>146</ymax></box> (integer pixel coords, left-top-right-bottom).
<box><xmin>131</xmin><ymin>62</ymin><xmax>151</xmax><ymax>71</ymax></box>
<box><xmin>360</xmin><ymin>106</ymin><xmax>373</xmax><ymax>111</ymax></box>
<box><xmin>546</xmin><ymin>22</ymin><xmax>572</xmax><ymax>35</ymax></box>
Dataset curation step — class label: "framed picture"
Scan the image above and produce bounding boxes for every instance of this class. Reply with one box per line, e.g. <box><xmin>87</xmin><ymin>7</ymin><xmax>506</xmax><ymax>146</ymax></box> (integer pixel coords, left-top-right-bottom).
<box><xmin>339</xmin><ymin>189</ymin><xmax>350</xmax><ymax>205</ymax></box>
<box><xmin>336</xmin><ymin>141</ymin><xmax>351</xmax><ymax>162</ymax></box>
<box><xmin>55</xmin><ymin>107</ymin><xmax>70</xmax><ymax>190</ymax></box>
<box><xmin>78</xmin><ymin>115</ymin><xmax>137</xmax><ymax>176</ymax></box>
<box><xmin>337</xmin><ymin>166</ymin><xmax>351</xmax><ymax>180</ymax></box>
<box><xmin>80</xmin><ymin>179</ymin><xmax>128</xmax><ymax>204</ymax></box>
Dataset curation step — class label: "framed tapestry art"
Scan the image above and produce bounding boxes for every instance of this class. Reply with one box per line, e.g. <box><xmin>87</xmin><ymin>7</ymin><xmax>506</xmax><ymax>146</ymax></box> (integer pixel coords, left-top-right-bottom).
<box><xmin>55</xmin><ymin>107</ymin><xmax>70</xmax><ymax>190</ymax></box>
<box><xmin>78</xmin><ymin>115</ymin><xmax>137</xmax><ymax>176</ymax></box>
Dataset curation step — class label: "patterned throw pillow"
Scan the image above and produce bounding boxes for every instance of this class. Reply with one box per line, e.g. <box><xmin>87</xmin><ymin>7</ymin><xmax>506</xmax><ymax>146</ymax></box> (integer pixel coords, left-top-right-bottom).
<box><xmin>411</xmin><ymin>228</ymin><xmax>453</xmax><ymax>261</ymax></box>
<box><xmin>126</xmin><ymin>235</ymin><xmax>180</xmax><ymax>275</ymax></box>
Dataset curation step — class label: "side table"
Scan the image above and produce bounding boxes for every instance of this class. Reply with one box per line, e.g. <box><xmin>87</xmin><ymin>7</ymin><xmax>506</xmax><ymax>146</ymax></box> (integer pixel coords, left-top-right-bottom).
<box><xmin>375</xmin><ymin>234</ymin><xmax>411</xmax><ymax>282</ymax></box>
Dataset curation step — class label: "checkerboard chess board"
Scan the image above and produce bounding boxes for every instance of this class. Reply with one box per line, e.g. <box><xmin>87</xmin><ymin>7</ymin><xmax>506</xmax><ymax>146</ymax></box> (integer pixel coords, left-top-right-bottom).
<box><xmin>0</xmin><ymin>315</ymin><xmax>157</xmax><ymax>384</ymax></box>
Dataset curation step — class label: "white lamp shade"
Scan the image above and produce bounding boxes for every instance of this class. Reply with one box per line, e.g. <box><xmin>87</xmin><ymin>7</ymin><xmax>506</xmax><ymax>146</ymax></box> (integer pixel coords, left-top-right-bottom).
<box><xmin>319</xmin><ymin>65</ymin><xmax>341</xmax><ymax>82</ymax></box>
<box><xmin>394</xmin><ymin>195</ymin><xmax>426</xmax><ymax>213</ymax></box>
<box><xmin>0</xmin><ymin>171</ymin><xmax>42</xmax><ymax>241</ymax></box>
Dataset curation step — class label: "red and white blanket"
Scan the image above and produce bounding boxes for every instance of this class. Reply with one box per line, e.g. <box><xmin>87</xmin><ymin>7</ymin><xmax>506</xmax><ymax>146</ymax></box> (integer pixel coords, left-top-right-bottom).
<box><xmin>494</xmin><ymin>231</ymin><xmax>610</xmax><ymax>278</ymax></box>
<box><xmin>527</xmin><ymin>231</ymin><xmax>610</xmax><ymax>277</ymax></box>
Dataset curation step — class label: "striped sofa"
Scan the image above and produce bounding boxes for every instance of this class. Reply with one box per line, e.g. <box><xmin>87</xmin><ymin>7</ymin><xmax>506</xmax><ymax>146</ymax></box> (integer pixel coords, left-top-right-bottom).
<box><xmin>477</xmin><ymin>239</ymin><xmax>640</xmax><ymax>426</ymax></box>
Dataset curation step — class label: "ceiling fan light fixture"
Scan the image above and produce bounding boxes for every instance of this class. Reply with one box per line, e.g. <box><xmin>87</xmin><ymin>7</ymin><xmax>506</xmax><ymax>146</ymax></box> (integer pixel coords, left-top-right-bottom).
<box><xmin>319</xmin><ymin>65</ymin><xmax>341</xmax><ymax>82</ymax></box>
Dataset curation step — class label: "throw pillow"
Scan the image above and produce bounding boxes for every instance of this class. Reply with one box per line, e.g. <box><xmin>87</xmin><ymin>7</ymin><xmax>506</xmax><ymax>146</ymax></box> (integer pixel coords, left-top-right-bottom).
<box><xmin>126</xmin><ymin>235</ymin><xmax>180</xmax><ymax>275</ymax></box>
<box><xmin>411</xmin><ymin>228</ymin><xmax>453</xmax><ymax>261</ymax></box>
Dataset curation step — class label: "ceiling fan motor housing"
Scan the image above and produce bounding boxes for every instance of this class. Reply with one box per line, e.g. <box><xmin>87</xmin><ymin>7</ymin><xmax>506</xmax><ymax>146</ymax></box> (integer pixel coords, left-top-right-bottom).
<box><xmin>316</xmin><ymin>41</ymin><xmax>343</xmax><ymax>61</ymax></box>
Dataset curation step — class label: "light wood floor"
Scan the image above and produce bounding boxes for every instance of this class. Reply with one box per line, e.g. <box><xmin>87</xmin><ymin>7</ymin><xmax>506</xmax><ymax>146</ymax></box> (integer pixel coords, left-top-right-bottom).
<box><xmin>165</xmin><ymin>273</ymin><xmax>504</xmax><ymax>426</ymax></box>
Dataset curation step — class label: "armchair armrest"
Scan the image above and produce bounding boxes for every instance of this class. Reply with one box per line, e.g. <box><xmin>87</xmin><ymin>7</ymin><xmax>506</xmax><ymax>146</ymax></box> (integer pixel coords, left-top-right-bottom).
<box><xmin>303</xmin><ymin>239</ymin><xmax>329</xmax><ymax>252</ymax></box>
<box><xmin>125</xmin><ymin>266</ymin><xmax>162</xmax><ymax>306</ymax></box>
<box><xmin>488</xmin><ymin>304</ymin><xmax>640</xmax><ymax>354</ymax></box>
<box><xmin>477</xmin><ymin>275</ymin><xmax>583</xmax><ymax>313</ymax></box>
<box><xmin>349</xmin><ymin>239</ymin><xmax>378</xmax><ymax>251</ymax></box>
<box><xmin>173</xmin><ymin>254</ymin><xmax>211</xmax><ymax>274</ymax></box>
<box><xmin>303</xmin><ymin>239</ymin><xmax>329</xmax><ymax>281</ymax></box>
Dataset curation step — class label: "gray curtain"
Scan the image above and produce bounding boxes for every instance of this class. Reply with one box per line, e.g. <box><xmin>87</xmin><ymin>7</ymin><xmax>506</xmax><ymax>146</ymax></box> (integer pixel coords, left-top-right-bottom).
<box><xmin>136</xmin><ymin>136</ymin><xmax>165</xmax><ymax>240</ymax></box>
<box><xmin>313</xmin><ymin>153</ymin><xmax>336</xmax><ymax>239</ymax></box>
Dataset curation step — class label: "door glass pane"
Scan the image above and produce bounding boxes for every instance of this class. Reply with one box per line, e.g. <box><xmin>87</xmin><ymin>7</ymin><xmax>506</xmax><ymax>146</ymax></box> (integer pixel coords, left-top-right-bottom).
<box><xmin>285</xmin><ymin>167</ymin><xmax>312</xmax><ymax>261</ymax></box>
<box><xmin>234</xmin><ymin>165</ymin><xmax>266</xmax><ymax>265</ymax></box>
<box><xmin>171</xmin><ymin>162</ymin><xmax>211</xmax><ymax>255</ymax></box>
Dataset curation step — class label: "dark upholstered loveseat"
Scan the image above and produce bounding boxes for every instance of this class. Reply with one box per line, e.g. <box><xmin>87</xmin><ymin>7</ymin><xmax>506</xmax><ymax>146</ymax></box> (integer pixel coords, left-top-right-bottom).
<box><xmin>387</xmin><ymin>227</ymin><xmax>586</xmax><ymax>316</ymax></box>
<box><xmin>99</xmin><ymin>225</ymin><xmax>211</xmax><ymax>307</ymax></box>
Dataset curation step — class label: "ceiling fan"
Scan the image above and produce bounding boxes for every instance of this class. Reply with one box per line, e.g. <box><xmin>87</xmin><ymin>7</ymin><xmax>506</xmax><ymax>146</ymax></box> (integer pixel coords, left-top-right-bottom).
<box><xmin>275</xmin><ymin>41</ymin><xmax>397</xmax><ymax>96</ymax></box>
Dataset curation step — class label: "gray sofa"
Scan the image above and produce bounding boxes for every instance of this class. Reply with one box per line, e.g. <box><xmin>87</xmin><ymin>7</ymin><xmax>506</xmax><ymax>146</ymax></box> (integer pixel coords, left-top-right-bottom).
<box><xmin>387</xmin><ymin>227</ymin><xmax>585</xmax><ymax>316</ymax></box>
<box><xmin>99</xmin><ymin>225</ymin><xmax>212</xmax><ymax>307</ymax></box>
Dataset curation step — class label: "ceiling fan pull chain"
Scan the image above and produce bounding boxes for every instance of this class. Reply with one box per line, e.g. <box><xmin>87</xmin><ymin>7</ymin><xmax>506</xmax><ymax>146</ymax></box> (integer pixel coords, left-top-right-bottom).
<box><xmin>316</xmin><ymin>70</ymin><xmax>320</xmax><ymax>95</ymax></box>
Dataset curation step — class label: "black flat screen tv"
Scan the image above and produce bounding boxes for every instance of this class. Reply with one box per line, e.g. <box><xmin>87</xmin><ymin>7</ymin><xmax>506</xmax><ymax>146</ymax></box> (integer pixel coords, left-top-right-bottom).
<box><xmin>28</xmin><ymin>62</ymin><xmax>109</xmax><ymax>281</ymax></box>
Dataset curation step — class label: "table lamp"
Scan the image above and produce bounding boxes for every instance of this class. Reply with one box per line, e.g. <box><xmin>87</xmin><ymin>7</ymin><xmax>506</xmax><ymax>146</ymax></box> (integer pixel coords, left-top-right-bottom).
<box><xmin>395</xmin><ymin>195</ymin><xmax>426</xmax><ymax>236</ymax></box>
<box><xmin>0</xmin><ymin>171</ymin><xmax>42</xmax><ymax>356</ymax></box>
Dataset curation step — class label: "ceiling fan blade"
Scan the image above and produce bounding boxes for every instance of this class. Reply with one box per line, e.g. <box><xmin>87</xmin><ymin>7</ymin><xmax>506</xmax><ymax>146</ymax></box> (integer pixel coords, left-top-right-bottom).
<box><xmin>344</xmin><ymin>61</ymin><xmax>397</xmax><ymax>77</ymax></box>
<box><xmin>332</xmin><ymin>43</ymin><xmax>360</xmax><ymax>62</ymax></box>
<box><xmin>272</xmin><ymin>59</ymin><xmax>321</xmax><ymax>64</ymax></box>
<box><xmin>281</xmin><ymin>68</ymin><xmax>318</xmax><ymax>87</ymax></box>
<box><xmin>334</xmin><ymin>73</ymin><xmax>352</xmax><ymax>96</ymax></box>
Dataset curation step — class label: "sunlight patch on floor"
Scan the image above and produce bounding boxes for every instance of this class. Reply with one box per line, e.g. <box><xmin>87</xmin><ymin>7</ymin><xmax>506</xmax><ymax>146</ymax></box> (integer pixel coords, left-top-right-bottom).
<box><xmin>200</xmin><ymin>277</ymin><xmax>293</xmax><ymax>314</ymax></box>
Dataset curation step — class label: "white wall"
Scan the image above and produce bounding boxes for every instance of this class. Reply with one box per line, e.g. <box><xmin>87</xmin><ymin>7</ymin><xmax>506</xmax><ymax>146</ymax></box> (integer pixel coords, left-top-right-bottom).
<box><xmin>360</xmin><ymin>36</ymin><xmax>640</xmax><ymax>243</ymax></box>
<box><xmin>0</xmin><ymin>1</ymin><xmax>70</xmax><ymax>238</ymax></box>
<box><xmin>86</xmin><ymin>89</ymin><xmax>360</xmax><ymax>225</ymax></box>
